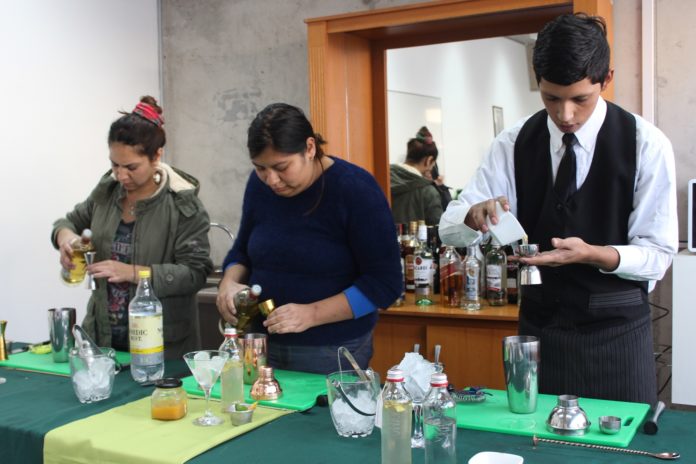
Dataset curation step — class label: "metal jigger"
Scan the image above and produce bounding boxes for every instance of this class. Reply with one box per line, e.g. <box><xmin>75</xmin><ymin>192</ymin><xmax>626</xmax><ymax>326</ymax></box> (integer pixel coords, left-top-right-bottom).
<box><xmin>84</xmin><ymin>251</ymin><xmax>97</xmax><ymax>290</ymax></box>
<box><xmin>0</xmin><ymin>320</ymin><xmax>8</xmax><ymax>361</ymax></box>
<box><xmin>518</xmin><ymin>243</ymin><xmax>542</xmax><ymax>285</ymax></box>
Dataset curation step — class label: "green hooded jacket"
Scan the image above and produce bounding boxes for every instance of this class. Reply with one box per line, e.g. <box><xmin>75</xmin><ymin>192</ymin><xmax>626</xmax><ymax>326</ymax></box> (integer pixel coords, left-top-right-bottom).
<box><xmin>51</xmin><ymin>164</ymin><xmax>213</xmax><ymax>359</ymax></box>
<box><xmin>390</xmin><ymin>164</ymin><xmax>443</xmax><ymax>226</ymax></box>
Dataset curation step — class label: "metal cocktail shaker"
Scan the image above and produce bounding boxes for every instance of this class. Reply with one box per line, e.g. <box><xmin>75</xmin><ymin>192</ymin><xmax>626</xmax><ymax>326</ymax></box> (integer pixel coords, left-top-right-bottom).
<box><xmin>48</xmin><ymin>308</ymin><xmax>76</xmax><ymax>363</ymax></box>
<box><xmin>502</xmin><ymin>335</ymin><xmax>540</xmax><ymax>414</ymax></box>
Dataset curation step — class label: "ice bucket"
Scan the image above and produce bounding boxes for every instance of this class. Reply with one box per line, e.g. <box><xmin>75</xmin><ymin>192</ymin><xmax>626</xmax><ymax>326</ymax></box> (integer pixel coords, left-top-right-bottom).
<box><xmin>326</xmin><ymin>369</ymin><xmax>380</xmax><ymax>438</ymax></box>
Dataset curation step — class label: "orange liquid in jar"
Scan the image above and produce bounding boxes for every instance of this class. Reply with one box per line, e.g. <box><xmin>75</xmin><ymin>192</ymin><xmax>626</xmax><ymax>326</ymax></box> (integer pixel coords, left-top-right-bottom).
<box><xmin>151</xmin><ymin>401</ymin><xmax>187</xmax><ymax>420</ymax></box>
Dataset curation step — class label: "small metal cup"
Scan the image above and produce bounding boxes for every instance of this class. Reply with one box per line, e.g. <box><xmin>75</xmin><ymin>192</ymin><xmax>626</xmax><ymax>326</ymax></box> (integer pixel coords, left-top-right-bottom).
<box><xmin>84</xmin><ymin>251</ymin><xmax>97</xmax><ymax>290</ymax></box>
<box><xmin>48</xmin><ymin>308</ymin><xmax>76</xmax><ymax>363</ymax></box>
<box><xmin>599</xmin><ymin>415</ymin><xmax>622</xmax><ymax>435</ymax></box>
<box><xmin>518</xmin><ymin>244</ymin><xmax>542</xmax><ymax>285</ymax></box>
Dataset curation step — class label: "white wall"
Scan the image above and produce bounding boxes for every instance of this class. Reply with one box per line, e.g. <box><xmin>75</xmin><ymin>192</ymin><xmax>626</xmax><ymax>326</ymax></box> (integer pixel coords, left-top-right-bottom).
<box><xmin>0</xmin><ymin>0</ymin><xmax>160</xmax><ymax>344</ymax></box>
<box><xmin>387</xmin><ymin>37</ymin><xmax>540</xmax><ymax>192</ymax></box>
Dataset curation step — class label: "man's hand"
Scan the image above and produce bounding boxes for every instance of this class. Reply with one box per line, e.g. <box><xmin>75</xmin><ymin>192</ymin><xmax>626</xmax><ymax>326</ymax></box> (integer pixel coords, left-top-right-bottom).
<box><xmin>464</xmin><ymin>196</ymin><xmax>510</xmax><ymax>233</ymax></box>
<box><xmin>520</xmin><ymin>237</ymin><xmax>620</xmax><ymax>272</ymax></box>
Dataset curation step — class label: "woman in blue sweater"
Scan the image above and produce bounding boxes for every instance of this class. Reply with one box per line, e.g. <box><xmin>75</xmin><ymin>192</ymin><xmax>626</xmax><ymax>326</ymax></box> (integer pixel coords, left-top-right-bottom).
<box><xmin>216</xmin><ymin>103</ymin><xmax>402</xmax><ymax>374</ymax></box>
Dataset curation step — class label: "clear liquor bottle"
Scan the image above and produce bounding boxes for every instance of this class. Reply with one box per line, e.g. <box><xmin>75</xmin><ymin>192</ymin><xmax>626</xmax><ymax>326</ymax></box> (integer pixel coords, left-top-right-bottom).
<box><xmin>414</xmin><ymin>223</ymin><xmax>434</xmax><ymax>305</ymax></box>
<box><xmin>219</xmin><ymin>327</ymin><xmax>244</xmax><ymax>411</ymax></box>
<box><xmin>381</xmin><ymin>368</ymin><xmax>413</xmax><ymax>464</ymax></box>
<box><xmin>486</xmin><ymin>241</ymin><xmax>507</xmax><ymax>306</ymax></box>
<box><xmin>423</xmin><ymin>373</ymin><xmax>457</xmax><ymax>464</ymax></box>
<box><xmin>129</xmin><ymin>269</ymin><xmax>164</xmax><ymax>384</ymax></box>
<box><xmin>461</xmin><ymin>245</ymin><xmax>481</xmax><ymax>310</ymax></box>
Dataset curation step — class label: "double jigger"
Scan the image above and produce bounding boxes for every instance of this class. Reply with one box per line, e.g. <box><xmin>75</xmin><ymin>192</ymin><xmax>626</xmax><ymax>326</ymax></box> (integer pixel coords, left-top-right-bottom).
<box><xmin>518</xmin><ymin>243</ymin><xmax>542</xmax><ymax>285</ymax></box>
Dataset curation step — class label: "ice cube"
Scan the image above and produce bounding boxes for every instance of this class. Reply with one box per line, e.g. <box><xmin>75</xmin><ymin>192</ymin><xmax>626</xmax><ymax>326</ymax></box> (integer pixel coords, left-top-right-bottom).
<box><xmin>194</xmin><ymin>351</ymin><xmax>210</xmax><ymax>361</ymax></box>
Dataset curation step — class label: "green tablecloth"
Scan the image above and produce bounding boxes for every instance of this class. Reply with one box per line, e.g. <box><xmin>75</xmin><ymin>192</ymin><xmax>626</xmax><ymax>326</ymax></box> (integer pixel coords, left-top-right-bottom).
<box><xmin>1</xmin><ymin>360</ymin><xmax>694</xmax><ymax>463</ymax></box>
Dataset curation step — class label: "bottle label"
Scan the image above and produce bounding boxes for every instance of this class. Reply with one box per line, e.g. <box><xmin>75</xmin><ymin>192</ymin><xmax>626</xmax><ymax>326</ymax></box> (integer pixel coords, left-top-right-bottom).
<box><xmin>129</xmin><ymin>313</ymin><xmax>164</xmax><ymax>354</ymax></box>
<box><xmin>486</xmin><ymin>264</ymin><xmax>503</xmax><ymax>292</ymax></box>
<box><xmin>414</xmin><ymin>257</ymin><xmax>433</xmax><ymax>285</ymax></box>
<box><xmin>465</xmin><ymin>268</ymin><xmax>479</xmax><ymax>300</ymax></box>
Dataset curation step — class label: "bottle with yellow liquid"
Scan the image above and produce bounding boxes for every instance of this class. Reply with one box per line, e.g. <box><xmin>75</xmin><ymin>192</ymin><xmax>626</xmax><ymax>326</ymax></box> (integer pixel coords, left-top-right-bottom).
<box><xmin>219</xmin><ymin>327</ymin><xmax>244</xmax><ymax>412</ymax></box>
<box><xmin>61</xmin><ymin>229</ymin><xmax>94</xmax><ymax>285</ymax></box>
<box><xmin>381</xmin><ymin>368</ymin><xmax>413</xmax><ymax>464</ymax></box>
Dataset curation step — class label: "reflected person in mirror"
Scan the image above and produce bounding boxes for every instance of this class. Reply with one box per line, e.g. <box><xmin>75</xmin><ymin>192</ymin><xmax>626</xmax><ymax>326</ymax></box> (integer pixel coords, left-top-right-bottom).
<box><xmin>390</xmin><ymin>126</ymin><xmax>444</xmax><ymax>225</ymax></box>
<box><xmin>216</xmin><ymin>103</ymin><xmax>402</xmax><ymax>375</ymax></box>
<box><xmin>439</xmin><ymin>14</ymin><xmax>677</xmax><ymax>404</ymax></box>
<box><xmin>51</xmin><ymin>96</ymin><xmax>212</xmax><ymax>358</ymax></box>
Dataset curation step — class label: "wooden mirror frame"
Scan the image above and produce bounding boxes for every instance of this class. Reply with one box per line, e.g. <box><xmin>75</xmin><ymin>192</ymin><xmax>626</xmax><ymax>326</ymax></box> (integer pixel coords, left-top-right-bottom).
<box><xmin>305</xmin><ymin>0</ymin><xmax>613</xmax><ymax>194</ymax></box>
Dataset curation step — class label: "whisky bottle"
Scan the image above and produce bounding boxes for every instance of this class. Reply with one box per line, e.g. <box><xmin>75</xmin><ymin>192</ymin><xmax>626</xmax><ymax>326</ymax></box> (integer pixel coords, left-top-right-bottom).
<box><xmin>61</xmin><ymin>229</ymin><xmax>94</xmax><ymax>285</ymax></box>
<box><xmin>403</xmin><ymin>221</ymin><xmax>418</xmax><ymax>293</ymax></box>
<box><xmin>439</xmin><ymin>246</ymin><xmax>463</xmax><ymax>307</ymax></box>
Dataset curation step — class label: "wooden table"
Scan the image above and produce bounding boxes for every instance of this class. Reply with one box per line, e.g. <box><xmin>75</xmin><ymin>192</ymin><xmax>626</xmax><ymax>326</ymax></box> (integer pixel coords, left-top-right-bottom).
<box><xmin>372</xmin><ymin>293</ymin><xmax>519</xmax><ymax>390</ymax></box>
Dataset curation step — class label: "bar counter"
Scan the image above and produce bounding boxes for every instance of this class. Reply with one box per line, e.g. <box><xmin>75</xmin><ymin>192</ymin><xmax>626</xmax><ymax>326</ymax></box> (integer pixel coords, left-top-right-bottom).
<box><xmin>373</xmin><ymin>293</ymin><xmax>519</xmax><ymax>390</ymax></box>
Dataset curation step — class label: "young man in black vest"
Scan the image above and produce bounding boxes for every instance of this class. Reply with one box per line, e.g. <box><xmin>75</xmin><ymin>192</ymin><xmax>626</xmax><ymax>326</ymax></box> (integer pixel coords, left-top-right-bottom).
<box><xmin>440</xmin><ymin>13</ymin><xmax>678</xmax><ymax>405</ymax></box>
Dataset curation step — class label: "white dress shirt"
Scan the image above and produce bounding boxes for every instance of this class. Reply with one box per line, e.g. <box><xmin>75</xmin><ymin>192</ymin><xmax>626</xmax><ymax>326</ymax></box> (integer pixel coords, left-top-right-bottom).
<box><xmin>440</xmin><ymin>97</ymin><xmax>678</xmax><ymax>289</ymax></box>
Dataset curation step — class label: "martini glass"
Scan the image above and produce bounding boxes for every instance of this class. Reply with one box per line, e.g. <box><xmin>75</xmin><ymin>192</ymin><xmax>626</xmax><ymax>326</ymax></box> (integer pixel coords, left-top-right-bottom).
<box><xmin>183</xmin><ymin>350</ymin><xmax>229</xmax><ymax>426</ymax></box>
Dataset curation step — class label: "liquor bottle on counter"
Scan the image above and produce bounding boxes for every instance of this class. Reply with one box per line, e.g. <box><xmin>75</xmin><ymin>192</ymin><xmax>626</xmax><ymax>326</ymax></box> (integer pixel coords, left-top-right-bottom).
<box><xmin>414</xmin><ymin>223</ymin><xmax>434</xmax><ymax>305</ymax></box>
<box><xmin>61</xmin><ymin>229</ymin><xmax>94</xmax><ymax>285</ymax></box>
<box><xmin>423</xmin><ymin>372</ymin><xmax>457</xmax><ymax>464</ymax></box>
<box><xmin>129</xmin><ymin>269</ymin><xmax>165</xmax><ymax>384</ymax></box>
<box><xmin>427</xmin><ymin>225</ymin><xmax>441</xmax><ymax>295</ymax></box>
<box><xmin>506</xmin><ymin>245</ymin><xmax>518</xmax><ymax>305</ymax></box>
<box><xmin>403</xmin><ymin>221</ymin><xmax>419</xmax><ymax>293</ymax></box>
<box><xmin>393</xmin><ymin>223</ymin><xmax>406</xmax><ymax>307</ymax></box>
<box><xmin>461</xmin><ymin>245</ymin><xmax>481</xmax><ymax>310</ymax></box>
<box><xmin>439</xmin><ymin>246</ymin><xmax>463</xmax><ymax>307</ymax></box>
<box><xmin>485</xmin><ymin>240</ymin><xmax>507</xmax><ymax>306</ymax></box>
<box><xmin>381</xmin><ymin>368</ymin><xmax>413</xmax><ymax>464</ymax></box>
<box><xmin>219</xmin><ymin>327</ymin><xmax>244</xmax><ymax>411</ymax></box>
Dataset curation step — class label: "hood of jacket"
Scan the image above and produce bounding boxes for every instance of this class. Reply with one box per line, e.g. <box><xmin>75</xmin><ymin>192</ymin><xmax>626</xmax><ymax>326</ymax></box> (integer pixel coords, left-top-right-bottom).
<box><xmin>390</xmin><ymin>164</ymin><xmax>432</xmax><ymax>195</ymax></box>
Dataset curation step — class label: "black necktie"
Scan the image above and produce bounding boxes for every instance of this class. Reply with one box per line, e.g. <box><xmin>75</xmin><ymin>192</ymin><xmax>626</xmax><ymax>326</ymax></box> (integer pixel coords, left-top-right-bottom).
<box><xmin>555</xmin><ymin>133</ymin><xmax>577</xmax><ymax>202</ymax></box>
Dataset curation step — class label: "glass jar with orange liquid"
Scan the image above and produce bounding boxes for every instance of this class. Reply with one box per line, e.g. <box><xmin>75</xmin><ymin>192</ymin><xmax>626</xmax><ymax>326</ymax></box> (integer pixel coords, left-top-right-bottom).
<box><xmin>151</xmin><ymin>378</ymin><xmax>188</xmax><ymax>420</ymax></box>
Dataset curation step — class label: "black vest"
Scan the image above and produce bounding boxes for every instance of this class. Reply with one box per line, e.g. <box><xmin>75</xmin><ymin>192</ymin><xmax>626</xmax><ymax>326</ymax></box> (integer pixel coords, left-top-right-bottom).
<box><xmin>514</xmin><ymin>102</ymin><xmax>648</xmax><ymax>329</ymax></box>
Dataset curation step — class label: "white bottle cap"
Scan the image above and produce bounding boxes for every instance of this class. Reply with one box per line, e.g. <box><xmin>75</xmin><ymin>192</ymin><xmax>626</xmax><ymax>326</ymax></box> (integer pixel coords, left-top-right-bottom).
<box><xmin>386</xmin><ymin>368</ymin><xmax>404</xmax><ymax>382</ymax></box>
<box><xmin>250</xmin><ymin>284</ymin><xmax>262</xmax><ymax>296</ymax></box>
<box><xmin>224</xmin><ymin>327</ymin><xmax>238</xmax><ymax>337</ymax></box>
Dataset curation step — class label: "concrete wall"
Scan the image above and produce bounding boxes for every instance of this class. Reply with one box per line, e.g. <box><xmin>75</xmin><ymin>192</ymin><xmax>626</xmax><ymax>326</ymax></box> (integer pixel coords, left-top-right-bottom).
<box><xmin>160</xmin><ymin>0</ymin><xmax>422</xmax><ymax>267</ymax></box>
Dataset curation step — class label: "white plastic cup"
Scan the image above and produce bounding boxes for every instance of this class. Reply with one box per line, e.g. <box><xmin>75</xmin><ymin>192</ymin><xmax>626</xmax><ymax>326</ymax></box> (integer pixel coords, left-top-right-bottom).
<box><xmin>486</xmin><ymin>202</ymin><xmax>526</xmax><ymax>246</ymax></box>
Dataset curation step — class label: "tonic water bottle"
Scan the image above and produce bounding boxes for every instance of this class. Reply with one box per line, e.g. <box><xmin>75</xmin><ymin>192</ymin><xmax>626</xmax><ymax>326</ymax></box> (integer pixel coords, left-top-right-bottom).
<box><xmin>129</xmin><ymin>269</ymin><xmax>164</xmax><ymax>384</ymax></box>
<box><xmin>219</xmin><ymin>327</ymin><xmax>244</xmax><ymax>411</ymax></box>
<box><xmin>423</xmin><ymin>372</ymin><xmax>457</xmax><ymax>464</ymax></box>
<box><xmin>381</xmin><ymin>368</ymin><xmax>413</xmax><ymax>464</ymax></box>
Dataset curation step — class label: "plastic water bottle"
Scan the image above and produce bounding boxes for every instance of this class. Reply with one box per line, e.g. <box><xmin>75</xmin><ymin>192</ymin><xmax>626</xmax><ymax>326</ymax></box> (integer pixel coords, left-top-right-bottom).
<box><xmin>128</xmin><ymin>269</ymin><xmax>164</xmax><ymax>384</ymax></box>
<box><xmin>423</xmin><ymin>372</ymin><xmax>457</xmax><ymax>464</ymax></box>
<box><xmin>219</xmin><ymin>327</ymin><xmax>244</xmax><ymax>411</ymax></box>
<box><xmin>381</xmin><ymin>368</ymin><xmax>412</xmax><ymax>464</ymax></box>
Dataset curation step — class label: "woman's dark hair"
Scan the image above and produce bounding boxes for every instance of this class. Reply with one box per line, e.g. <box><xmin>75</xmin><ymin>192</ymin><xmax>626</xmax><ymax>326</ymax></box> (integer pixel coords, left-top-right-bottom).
<box><xmin>533</xmin><ymin>13</ymin><xmax>610</xmax><ymax>86</ymax></box>
<box><xmin>247</xmin><ymin>103</ymin><xmax>326</xmax><ymax>159</ymax></box>
<box><xmin>108</xmin><ymin>95</ymin><xmax>166</xmax><ymax>160</ymax></box>
<box><xmin>406</xmin><ymin>126</ymin><xmax>438</xmax><ymax>163</ymax></box>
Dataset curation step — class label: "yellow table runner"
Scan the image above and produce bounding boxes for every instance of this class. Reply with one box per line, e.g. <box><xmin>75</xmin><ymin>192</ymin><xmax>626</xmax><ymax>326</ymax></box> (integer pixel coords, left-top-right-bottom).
<box><xmin>44</xmin><ymin>396</ymin><xmax>293</xmax><ymax>464</ymax></box>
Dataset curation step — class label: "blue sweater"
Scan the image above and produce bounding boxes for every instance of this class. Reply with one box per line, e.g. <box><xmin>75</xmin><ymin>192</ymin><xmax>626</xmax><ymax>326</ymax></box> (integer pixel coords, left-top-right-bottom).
<box><xmin>223</xmin><ymin>157</ymin><xmax>402</xmax><ymax>346</ymax></box>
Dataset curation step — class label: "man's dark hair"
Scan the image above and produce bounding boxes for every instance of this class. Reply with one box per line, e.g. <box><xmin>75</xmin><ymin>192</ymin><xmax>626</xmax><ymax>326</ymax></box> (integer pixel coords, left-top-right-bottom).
<box><xmin>533</xmin><ymin>13</ymin><xmax>610</xmax><ymax>86</ymax></box>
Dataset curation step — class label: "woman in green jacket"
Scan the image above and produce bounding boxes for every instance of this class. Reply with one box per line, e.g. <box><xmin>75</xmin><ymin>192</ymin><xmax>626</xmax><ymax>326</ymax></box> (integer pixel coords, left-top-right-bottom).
<box><xmin>52</xmin><ymin>96</ymin><xmax>212</xmax><ymax>358</ymax></box>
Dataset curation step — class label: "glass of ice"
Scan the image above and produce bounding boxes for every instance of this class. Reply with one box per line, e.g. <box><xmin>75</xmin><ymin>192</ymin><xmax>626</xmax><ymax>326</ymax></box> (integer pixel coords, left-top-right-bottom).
<box><xmin>326</xmin><ymin>369</ymin><xmax>380</xmax><ymax>437</ymax></box>
<box><xmin>183</xmin><ymin>350</ymin><xmax>229</xmax><ymax>426</ymax></box>
<box><xmin>69</xmin><ymin>347</ymin><xmax>119</xmax><ymax>403</ymax></box>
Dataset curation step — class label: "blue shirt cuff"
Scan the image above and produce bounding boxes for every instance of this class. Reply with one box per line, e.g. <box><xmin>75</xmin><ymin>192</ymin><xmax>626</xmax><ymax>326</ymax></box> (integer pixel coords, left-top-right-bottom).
<box><xmin>223</xmin><ymin>261</ymin><xmax>238</xmax><ymax>272</ymax></box>
<box><xmin>344</xmin><ymin>286</ymin><xmax>378</xmax><ymax>318</ymax></box>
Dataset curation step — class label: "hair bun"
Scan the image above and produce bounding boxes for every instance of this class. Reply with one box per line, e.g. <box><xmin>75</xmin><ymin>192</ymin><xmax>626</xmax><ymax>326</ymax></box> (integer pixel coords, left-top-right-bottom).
<box><xmin>416</xmin><ymin>126</ymin><xmax>433</xmax><ymax>144</ymax></box>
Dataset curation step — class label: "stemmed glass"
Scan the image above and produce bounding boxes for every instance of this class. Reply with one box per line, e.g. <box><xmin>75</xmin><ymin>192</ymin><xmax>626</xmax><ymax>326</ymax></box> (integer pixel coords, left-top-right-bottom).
<box><xmin>183</xmin><ymin>350</ymin><xmax>229</xmax><ymax>426</ymax></box>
